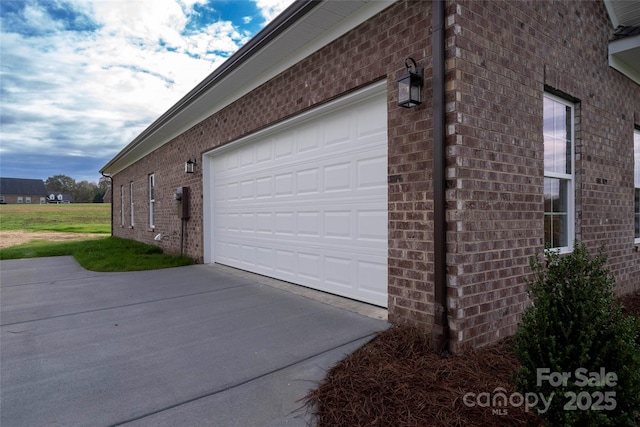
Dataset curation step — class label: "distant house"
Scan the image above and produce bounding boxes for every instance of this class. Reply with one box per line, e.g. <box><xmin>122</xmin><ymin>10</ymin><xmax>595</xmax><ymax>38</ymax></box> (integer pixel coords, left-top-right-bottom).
<box><xmin>47</xmin><ymin>193</ymin><xmax>73</xmax><ymax>204</ymax></box>
<box><xmin>0</xmin><ymin>178</ymin><xmax>48</xmax><ymax>204</ymax></box>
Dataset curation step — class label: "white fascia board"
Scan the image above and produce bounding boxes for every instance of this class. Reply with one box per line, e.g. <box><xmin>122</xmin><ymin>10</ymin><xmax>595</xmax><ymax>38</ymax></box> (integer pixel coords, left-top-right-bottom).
<box><xmin>102</xmin><ymin>0</ymin><xmax>395</xmax><ymax>176</ymax></box>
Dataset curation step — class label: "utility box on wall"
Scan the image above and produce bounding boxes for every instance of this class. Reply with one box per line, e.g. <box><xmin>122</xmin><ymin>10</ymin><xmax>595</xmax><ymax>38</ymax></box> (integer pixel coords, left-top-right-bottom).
<box><xmin>175</xmin><ymin>186</ymin><xmax>190</xmax><ymax>219</ymax></box>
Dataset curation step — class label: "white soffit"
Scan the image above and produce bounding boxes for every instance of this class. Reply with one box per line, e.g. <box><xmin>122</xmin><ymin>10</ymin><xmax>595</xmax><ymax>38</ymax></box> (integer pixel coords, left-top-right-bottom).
<box><xmin>101</xmin><ymin>0</ymin><xmax>395</xmax><ymax>176</ymax></box>
<box><xmin>604</xmin><ymin>0</ymin><xmax>640</xmax><ymax>28</ymax></box>
<box><xmin>609</xmin><ymin>34</ymin><xmax>640</xmax><ymax>85</ymax></box>
<box><xmin>604</xmin><ymin>0</ymin><xmax>640</xmax><ymax>85</ymax></box>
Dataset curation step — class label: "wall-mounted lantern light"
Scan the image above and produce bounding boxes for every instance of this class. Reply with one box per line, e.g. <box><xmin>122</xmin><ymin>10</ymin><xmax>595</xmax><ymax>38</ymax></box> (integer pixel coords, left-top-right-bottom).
<box><xmin>397</xmin><ymin>57</ymin><xmax>424</xmax><ymax>108</ymax></box>
<box><xmin>185</xmin><ymin>159</ymin><xmax>196</xmax><ymax>174</ymax></box>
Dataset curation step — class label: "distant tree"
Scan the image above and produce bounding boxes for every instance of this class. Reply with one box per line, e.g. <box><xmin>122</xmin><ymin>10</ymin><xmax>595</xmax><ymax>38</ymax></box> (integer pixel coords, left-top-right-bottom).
<box><xmin>97</xmin><ymin>176</ymin><xmax>111</xmax><ymax>203</ymax></box>
<box><xmin>46</xmin><ymin>175</ymin><xmax>75</xmax><ymax>195</ymax></box>
<box><xmin>46</xmin><ymin>175</ymin><xmax>108</xmax><ymax>203</ymax></box>
<box><xmin>74</xmin><ymin>180</ymin><xmax>98</xmax><ymax>203</ymax></box>
<box><xmin>98</xmin><ymin>176</ymin><xmax>110</xmax><ymax>193</ymax></box>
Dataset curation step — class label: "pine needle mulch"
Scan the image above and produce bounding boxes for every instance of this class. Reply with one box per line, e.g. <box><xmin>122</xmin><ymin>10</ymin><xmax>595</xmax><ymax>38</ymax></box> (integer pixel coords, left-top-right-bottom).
<box><xmin>303</xmin><ymin>290</ymin><xmax>640</xmax><ymax>427</ymax></box>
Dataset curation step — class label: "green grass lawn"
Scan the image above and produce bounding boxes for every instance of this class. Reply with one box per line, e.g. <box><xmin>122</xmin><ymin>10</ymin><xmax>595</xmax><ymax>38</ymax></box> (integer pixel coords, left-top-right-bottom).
<box><xmin>0</xmin><ymin>203</ymin><xmax>193</xmax><ymax>271</ymax></box>
<box><xmin>0</xmin><ymin>237</ymin><xmax>193</xmax><ymax>271</ymax></box>
<box><xmin>0</xmin><ymin>203</ymin><xmax>111</xmax><ymax>233</ymax></box>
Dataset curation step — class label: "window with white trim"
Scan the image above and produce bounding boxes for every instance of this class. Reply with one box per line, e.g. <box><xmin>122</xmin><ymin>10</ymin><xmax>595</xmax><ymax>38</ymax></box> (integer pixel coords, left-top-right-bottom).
<box><xmin>17</xmin><ymin>196</ymin><xmax>23</xmax><ymax>204</ymax></box>
<box><xmin>543</xmin><ymin>93</ymin><xmax>575</xmax><ymax>252</ymax></box>
<box><xmin>148</xmin><ymin>174</ymin><xmax>155</xmax><ymax>228</ymax></box>
<box><xmin>120</xmin><ymin>185</ymin><xmax>125</xmax><ymax>227</ymax></box>
<box><xmin>129</xmin><ymin>181</ymin><xmax>135</xmax><ymax>227</ymax></box>
<box><xmin>634</xmin><ymin>128</ymin><xmax>640</xmax><ymax>243</ymax></box>
<box><xmin>26</xmin><ymin>197</ymin><xmax>31</xmax><ymax>204</ymax></box>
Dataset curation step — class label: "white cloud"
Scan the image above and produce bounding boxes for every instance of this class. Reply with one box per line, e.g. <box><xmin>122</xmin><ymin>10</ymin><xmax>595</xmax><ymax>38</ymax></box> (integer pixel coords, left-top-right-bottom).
<box><xmin>1</xmin><ymin>0</ymin><xmax>240</xmax><ymax>158</ymax></box>
<box><xmin>254</xmin><ymin>0</ymin><xmax>295</xmax><ymax>22</ymax></box>
<box><xmin>22</xmin><ymin>3</ymin><xmax>65</xmax><ymax>32</ymax></box>
<box><xmin>0</xmin><ymin>0</ymin><xmax>293</xmax><ymax>181</ymax></box>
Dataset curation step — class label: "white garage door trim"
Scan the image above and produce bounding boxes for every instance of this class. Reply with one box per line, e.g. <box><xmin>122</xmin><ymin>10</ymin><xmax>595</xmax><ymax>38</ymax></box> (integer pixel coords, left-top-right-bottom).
<box><xmin>203</xmin><ymin>81</ymin><xmax>388</xmax><ymax>307</ymax></box>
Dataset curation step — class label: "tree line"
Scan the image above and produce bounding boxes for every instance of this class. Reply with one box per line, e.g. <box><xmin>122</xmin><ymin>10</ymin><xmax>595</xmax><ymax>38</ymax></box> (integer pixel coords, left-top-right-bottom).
<box><xmin>45</xmin><ymin>175</ymin><xmax>111</xmax><ymax>203</ymax></box>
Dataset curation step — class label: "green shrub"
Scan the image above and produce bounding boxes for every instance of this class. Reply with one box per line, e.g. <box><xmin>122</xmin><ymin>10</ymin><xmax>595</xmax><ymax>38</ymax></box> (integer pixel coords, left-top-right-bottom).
<box><xmin>513</xmin><ymin>243</ymin><xmax>640</xmax><ymax>426</ymax></box>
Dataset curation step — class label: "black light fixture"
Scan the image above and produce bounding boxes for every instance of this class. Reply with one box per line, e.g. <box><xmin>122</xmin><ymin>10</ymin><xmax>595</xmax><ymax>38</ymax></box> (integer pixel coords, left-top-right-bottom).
<box><xmin>185</xmin><ymin>159</ymin><xmax>196</xmax><ymax>174</ymax></box>
<box><xmin>397</xmin><ymin>57</ymin><xmax>424</xmax><ymax>108</ymax></box>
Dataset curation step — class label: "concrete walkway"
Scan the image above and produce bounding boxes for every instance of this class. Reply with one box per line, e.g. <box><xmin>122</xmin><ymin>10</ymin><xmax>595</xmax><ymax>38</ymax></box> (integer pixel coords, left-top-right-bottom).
<box><xmin>0</xmin><ymin>257</ymin><xmax>388</xmax><ymax>427</ymax></box>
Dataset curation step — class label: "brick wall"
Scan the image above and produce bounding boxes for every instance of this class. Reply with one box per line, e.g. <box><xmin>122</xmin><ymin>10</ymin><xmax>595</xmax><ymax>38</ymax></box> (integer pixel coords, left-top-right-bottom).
<box><xmin>446</xmin><ymin>0</ymin><xmax>640</xmax><ymax>351</ymax></box>
<box><xmin>0</xmin><ymin>194</ymin><xmax>46</xmax><ymax>204</ymax></box>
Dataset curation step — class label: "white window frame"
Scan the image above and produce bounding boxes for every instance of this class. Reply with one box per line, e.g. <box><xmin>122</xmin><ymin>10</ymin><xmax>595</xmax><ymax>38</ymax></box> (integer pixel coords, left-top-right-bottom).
<box><xmin>40</xmin><ymin>197</ymin><xmax>46</xmax><ymax>204</ymax></box>
<box><xmin>26</xmin><ymin>197</ymin><xmax>31</xmax><ymax>204</ymax></box>
<box><xmin>17</xmin><ymin>196</ymin><xmax>23</xmax><ymax>204</ymax></box>
<box><xmin>148</xmin><ymin>174</ymin><xmax>155</xmax><ymax>229</ymax></box>
<box><xmin>634</xmin><ymin>128</ymin><xmax>640</xmax><ymax>244</ymax></box>
<box><xmin>129</xmin><ymin>181</ymin><xmax>135</xmax><ymax>227</ymax></box>
<box><xmin>543</xmin><ymin>92</ymin><xmax>575</xmax><ymax>253</ymax></box>
<box><xmin>120</xmin><ymin>185</ymin><xmax>125</xmax><ymax>227</ymax></box>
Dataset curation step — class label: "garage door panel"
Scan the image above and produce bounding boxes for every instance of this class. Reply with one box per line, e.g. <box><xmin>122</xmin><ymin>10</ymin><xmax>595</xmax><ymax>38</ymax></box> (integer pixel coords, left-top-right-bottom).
<box><xmin>358</xmin><ymin>261</ymin><xmax>387</xmax><ymax>293</ymax></box>
<box><xmin>241</xmin><ymin>146</ymin><xmax>254</xmax><ymax>167</ymax></box>
<box><xmin>211</xmin><ymin>89</ymin><xmax>387</xmax><ymax>307</ymax></box>
<box><xmin>297</xmin><ymin>125</ymin><xmax>322</xmax><ymax>153</ymax></box>
<box><xmin>298</xmin><ymin>252</ymin><xmax>321</xmax><ymax>281</ymax></box>
<box><xmin>357</xmin><ymin>210</ymin><xmax>387</xmax><ymax>241</ymax></box>
<box><xmin>215</xmin><ymin>234</ymin><xmax>387</xmax><ymax>304</ymax></box>
<box><xmin>324</xmin><ymin>210</ymin><xmax>351</xmax><ymax>238</ymax></box>
<box><xmin>216</xmin><ymin>206</ymin><xmax>386</xmax><ymax>243</ymax></box>
<box><xmin>298</xmin><ymin>211</ymin><xmax>320</xmax><ymax>237</ymax></box>
<box><xmin>275</xmin><ymin>249</ymin><xmax>295</xmax><ymax>274</ymax></box>
<box><xmin>325</xmin><ymin>256</ymin><xmax>352</xmax><ymax>287</ymax></box>
<box><xmin>256</xmin><ymin>177</ymin><xmax>272</xmax><ymax>198</ymax></box>
<box><xmin>275</xmin><ymin>212</ymin><xmax>295</xmax><ymax>235</ymax></box>
<box><xmin>275</xmin><ymin>133</ymin><xmax>295</xmax><ymax>159</ymax></box>
<box><xmin>357</xmin><ymin>155</ymin><xmax>387</xmax><ymax>189</ymax></box>
<box><xmin>297</xmin><ymin>168</ymin><xmax>320</xmax><ymax>194</ymax></box>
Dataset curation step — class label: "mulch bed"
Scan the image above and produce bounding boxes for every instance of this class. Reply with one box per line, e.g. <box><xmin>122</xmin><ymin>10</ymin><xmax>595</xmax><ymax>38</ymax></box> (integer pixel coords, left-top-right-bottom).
<box><xmin>303</xmin><ymin>290</ymin><xmax>640</xmax><ymax>427</ymax></box>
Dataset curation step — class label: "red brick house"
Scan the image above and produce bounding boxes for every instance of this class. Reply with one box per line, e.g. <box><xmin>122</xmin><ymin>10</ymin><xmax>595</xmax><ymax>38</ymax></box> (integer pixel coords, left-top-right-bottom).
<box><xmin>101</xmin><ymin>0</ymin><xmax>640</xmax><ymax>352</ymax></box>
<box><xmin>0</xmin><ymin>178</ymin><xmax>48</xmax><ymax>204</ymax></box>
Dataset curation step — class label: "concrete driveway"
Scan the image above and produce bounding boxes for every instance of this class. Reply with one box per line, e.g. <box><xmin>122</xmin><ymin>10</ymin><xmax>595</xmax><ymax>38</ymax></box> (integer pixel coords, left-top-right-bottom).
<box><xmin>0</xmin><ymin>257</ymin><xmax>388</xmax><ymax>427</ymax></box>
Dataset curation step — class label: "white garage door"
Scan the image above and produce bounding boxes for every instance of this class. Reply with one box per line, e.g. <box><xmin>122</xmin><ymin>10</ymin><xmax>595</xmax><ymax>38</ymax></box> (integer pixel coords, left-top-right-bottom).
<box><xmin>207</xmin><ymin>85</ymin><xmax>388</xmax><ymax>307</ymax></box>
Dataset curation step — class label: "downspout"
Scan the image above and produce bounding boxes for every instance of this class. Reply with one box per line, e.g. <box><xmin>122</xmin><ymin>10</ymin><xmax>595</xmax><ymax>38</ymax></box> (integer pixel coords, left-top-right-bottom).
<box><xmin>431</xmin><ymin>0</ymin><xmax>449</xmax><ymax>354</ymax></box>
<box><xmin>101</xmin><ymin>172</ymin><xmax>114</xmax><ymax>237</ymax></box>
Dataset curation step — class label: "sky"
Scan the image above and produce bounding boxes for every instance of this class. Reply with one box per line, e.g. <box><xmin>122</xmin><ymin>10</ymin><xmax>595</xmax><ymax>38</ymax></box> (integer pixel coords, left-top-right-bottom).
<box><xmin>0</xmin><ymin>0</ymin><xmax>295</xmax><ymax>184</ymax></box>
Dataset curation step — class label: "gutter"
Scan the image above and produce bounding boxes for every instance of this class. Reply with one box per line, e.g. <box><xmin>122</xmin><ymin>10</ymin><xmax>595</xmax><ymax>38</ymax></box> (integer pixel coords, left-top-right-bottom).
<box><xmin>431</xmin><ymin>0</ymin><xmax>449</xmax><ymax>354</ymax></box>
<box><xmin>100</xmin><ymin>172</ymin><xmax>114</xmax><ymax>237</ymax></box>
<box><xmin>100</xmin><ymin>0</ymin><xmax>321</xmax><ymax>175</ymax></box>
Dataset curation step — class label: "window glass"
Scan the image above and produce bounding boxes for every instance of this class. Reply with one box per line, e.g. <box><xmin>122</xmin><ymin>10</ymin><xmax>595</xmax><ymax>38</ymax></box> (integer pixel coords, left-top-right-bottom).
<box><xmin>634</xmin><ymin>129</ymin><xmax>640</xmax><ymax>240</ymax></box>
<box><xmin>543</xmin><ymin>97</ymin><xmax>572</xmax><ymax>175</ymax></box>
<box><xmin>149</xmin><ymin>174</ymin><xmax>155</xmax><ymax>228</ymax></box>
<box><xmin>544</xmin><ymin>178</ymin><xmax>569</xmax><ymax>248</ymax></box>
<box><xmin>543</xmin><ymin>93</ymin><xmax>574</xmax><ymax>251</ymax></box>
<box><xmin>120</xmin><ymin>185</ymin><xmax>125</xmax><ymax>226</ymax></box>
<box><xmin>130</xmin><ymin>182</ymin><xmax>134</xmax><ymax>227</ymax></box>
